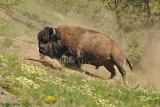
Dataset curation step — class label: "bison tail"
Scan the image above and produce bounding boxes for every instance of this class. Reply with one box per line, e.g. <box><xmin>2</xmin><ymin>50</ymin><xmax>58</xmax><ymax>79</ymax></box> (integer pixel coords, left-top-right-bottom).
<box><xmin>126</xmin><ymin>58</ymin><xmax>133</xmax><ymax>71</ymax></box>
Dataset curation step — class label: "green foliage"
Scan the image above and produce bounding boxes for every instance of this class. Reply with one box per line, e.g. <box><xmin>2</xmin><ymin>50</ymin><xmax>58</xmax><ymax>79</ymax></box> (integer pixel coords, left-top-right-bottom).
<box><xmin>150</xmin><ymin>0</ymin><xmax>160</xmax><ymax>21</ymax></box>
<box><xmin>0</xmin><ymin>0</ymin><xmax>24</xmax><ymax>8</ymax></box>
<box><xmin>3</xmin><ymin>37</ymin><xmax>13</xmax><ymax>46</ymax></box>
<box><xmin>127</xmin><ymin>38</ymin><xmax>141</xmax><ymax>66</ymax></box>
<box><xmin>1</xmin><ymin>103</ymin><xmax>12</xmax><ymax>107</ymax></box>
<box><xmin>0</xmin><ymin>18</ymin><xmax>37</xmax><ymax>37</ymax></box>
<box><xmin>102</xmin><ymin>0</ymin><xmax>160</xmax><ymax>32</ymax></box>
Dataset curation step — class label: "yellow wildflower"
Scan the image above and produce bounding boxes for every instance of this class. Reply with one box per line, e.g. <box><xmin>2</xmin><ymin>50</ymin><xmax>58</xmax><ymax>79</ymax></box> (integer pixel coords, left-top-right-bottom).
<box><xmin>44</xmin><ymin>96</ymin><xmax>56</xmax><ymax>104</ymax></box>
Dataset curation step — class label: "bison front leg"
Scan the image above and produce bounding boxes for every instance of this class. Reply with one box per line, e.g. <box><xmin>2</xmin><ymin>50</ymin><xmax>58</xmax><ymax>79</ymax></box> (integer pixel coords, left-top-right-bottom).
<box><xmin>63</xmin><ymin>50</ymin><xmax>81</xmax><ymax>68</ymax></box>
<box><xmin>70</xmin><ymin>48</ymin><xmax>82</xmax><ymax>68</ymax></box>
<box><xmin>104</xmin><ymin>64</ymin><xmax>116</xmax><ymax>79</ymax></box>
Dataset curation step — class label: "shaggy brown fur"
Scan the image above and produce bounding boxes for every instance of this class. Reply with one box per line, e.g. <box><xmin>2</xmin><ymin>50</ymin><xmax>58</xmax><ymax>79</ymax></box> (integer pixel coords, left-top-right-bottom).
<box><xmin>37</xmin><ymin>25</ymin><xmax>133</xmax><ymax>84</ymax></box>
<box><xmin>26</xmin><ymin>55</ymin><xmax>63</xmax><ymax>70</ymax></box>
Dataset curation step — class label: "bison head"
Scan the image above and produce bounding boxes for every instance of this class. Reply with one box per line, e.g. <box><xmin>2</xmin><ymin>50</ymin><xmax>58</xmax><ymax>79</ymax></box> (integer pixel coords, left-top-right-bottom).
<box><xmin>37</xmin><ymin>27</ymin><xmax>68</xmax><ymax>58</ymax></box>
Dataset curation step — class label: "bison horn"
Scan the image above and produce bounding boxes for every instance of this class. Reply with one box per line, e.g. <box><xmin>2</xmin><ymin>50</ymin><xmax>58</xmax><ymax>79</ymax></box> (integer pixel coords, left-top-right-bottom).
<box><xmin>53</xmin><ymin>28</ymin><xmax>56</xmax><ymax>35</ymax></box>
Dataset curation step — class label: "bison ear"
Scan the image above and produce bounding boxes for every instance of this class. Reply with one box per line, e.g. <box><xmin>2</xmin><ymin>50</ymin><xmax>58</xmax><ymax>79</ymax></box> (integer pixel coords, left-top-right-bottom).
<box><xmin>44</xmin><ymin>27</ymin><xmax>54</xmax><ymax>38</ymax></box>
<box><xmin>48</xmin><ymin>27</ymin><xmax>53</xmax><ymax>35</ymax></box>
<box><xmin>44</xmin><ymin>27</ymin><xmax>53</xmax><ymax>34</ymax></box>
<box><xmin>44</xmin><ymin>27</ymin><xmax>61</xmax><ymax>41</ymax></box>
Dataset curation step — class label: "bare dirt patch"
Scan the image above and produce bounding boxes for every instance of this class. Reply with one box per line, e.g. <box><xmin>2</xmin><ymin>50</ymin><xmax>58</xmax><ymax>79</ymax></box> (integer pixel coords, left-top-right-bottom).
<box><xmin>0</xmin><ymin>36</ymin><xmax>40</xmax><ymax>63</ymax></box>
<box><xmin>0</xmin><ymin>8</ymin><xmax>12</xmax><ymax>20</ymax></box>
<box><xmin>0</xmin><ymin>86</ymin><xmax>19</xmax><ymax>105</ymax></box>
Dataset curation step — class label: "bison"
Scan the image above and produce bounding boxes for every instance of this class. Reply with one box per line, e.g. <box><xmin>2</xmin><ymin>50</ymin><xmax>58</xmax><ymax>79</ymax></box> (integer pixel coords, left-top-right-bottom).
<box><xmin>37</xmin><ymin>25</ymin><xmax>133</xmax><ymax>84</ymax></box>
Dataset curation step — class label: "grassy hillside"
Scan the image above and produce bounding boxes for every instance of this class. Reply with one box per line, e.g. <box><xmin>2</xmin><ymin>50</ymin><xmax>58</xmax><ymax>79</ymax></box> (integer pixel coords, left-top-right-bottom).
<box><xmin>0</xmin><ymin>51</ymin><xmax>160</xmax><ymax>107</ymax></box>
<box><xmin>0</xmin><ymin>0</ymin><xmax>160</xmax><ymax>107</ymax></box>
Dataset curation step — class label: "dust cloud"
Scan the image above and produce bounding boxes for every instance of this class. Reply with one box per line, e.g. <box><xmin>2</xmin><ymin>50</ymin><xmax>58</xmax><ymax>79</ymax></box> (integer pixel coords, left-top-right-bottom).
<box><xmin>53</xmin><ymin>1</ymin><xmax>160</xmax><ymax>89</ymax></box>
<box><xmin>139</xmin><ymin>35</ymin><xmax>160</xmax><ymax>89</ymax></box>
<box><xmin>55</xmin><ymin>4</ymin><xmax>118</xmax><ymax>38</ymax></box>
<box><xmin>126</xmin><ymin>26</ymin><xmax>160</xmax><ymax>90</ymax></box>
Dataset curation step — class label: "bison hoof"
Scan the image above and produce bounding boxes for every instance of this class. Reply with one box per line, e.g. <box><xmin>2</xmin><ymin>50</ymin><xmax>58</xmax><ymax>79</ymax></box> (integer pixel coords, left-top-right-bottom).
<box><xmin>95</xmin><ymin>66</ymin><xmax>99</xmax><ymax>69</ymax></box>
<box><xmin>108</xmin><ymin>74</ymin><xmax>115</xmax><ymax>79</ymax></box>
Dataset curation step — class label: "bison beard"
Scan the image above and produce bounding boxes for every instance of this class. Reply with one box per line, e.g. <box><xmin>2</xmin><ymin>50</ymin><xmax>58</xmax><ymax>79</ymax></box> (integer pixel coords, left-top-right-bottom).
<box><xmin>37</xmin><ymin>25</ymin><xmax>133</xmax><ymax>84</ymax></box>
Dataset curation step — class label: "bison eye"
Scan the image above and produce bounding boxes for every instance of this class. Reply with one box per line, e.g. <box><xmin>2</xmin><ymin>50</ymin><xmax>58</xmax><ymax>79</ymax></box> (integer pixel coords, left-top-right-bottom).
<box><xmin>38</xmin><ymin>37</ymin><xmax>49</xmax><ymax>44</ymax></box>
<box><xmin>41</xmin><ymin>40</ymin><xmax>49</xmax><ymax>44</ymax></box>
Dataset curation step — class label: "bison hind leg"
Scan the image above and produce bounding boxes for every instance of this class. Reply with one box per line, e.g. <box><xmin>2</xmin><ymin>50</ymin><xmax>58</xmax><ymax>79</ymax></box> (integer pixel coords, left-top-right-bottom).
<box><xmin>113</xmin><ymin>60</ymin><xmax>126</xmax><ymax>84</ymax></box>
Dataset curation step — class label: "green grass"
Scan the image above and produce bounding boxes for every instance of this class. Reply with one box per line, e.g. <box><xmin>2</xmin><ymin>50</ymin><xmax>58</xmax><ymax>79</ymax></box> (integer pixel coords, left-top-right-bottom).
<box><xmin>11</xmin><ymin>0</ymin><xmax>64</xmax><ymax>26</ymax></box>
<box><xmin>0</xmin><ymin>52</ymin><xmax>160</xmax><ymax>107</ymax></box>
<box><xmin>0</xmin><ymin>18</ymin><xmax>37</xmax><ymax>37</ymax></box>
<box><xmin>3</xmin><ymin>37</ymin><xmax>13</xmax><ymax>46</ymax></box>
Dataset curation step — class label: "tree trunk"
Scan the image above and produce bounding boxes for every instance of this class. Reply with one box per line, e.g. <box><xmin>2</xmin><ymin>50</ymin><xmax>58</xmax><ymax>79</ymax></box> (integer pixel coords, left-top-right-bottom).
<box><xmin>145</xmin><ymin>0</ymin><xmax>151</xmax><ymax>40</ymax></box>
<box><xmin>145</xmin><ymin>0</ymin><xmax>151</xmax><ymax>27</ymax></box>
<box><xmin>115</xmin><ymin>0</ymin><xmax>123</xmax><ymax>41</ymax></box>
